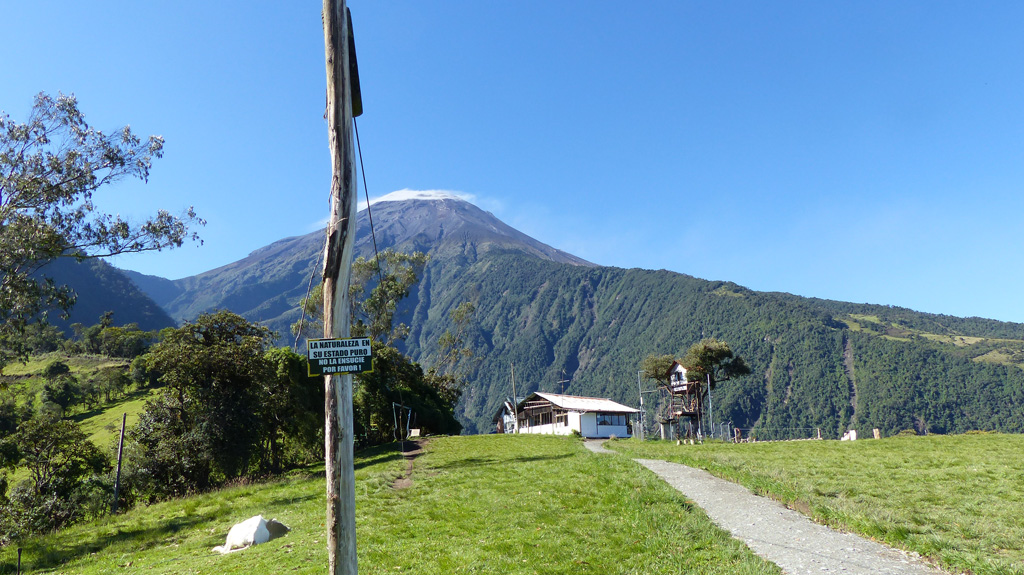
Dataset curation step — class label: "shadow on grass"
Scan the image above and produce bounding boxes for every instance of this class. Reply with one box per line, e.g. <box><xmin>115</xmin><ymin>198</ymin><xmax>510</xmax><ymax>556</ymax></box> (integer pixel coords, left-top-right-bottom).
<box><xmin>1</xmin><ymin>514</ymin><xmax>208</xmax><ymax>573</ymax></box>
<box><xmin>270</xmin><ymin>493</ymin><xmax>319</xmax><ymax>507</ymax></box>
<box><xmin>0</xmin><ymin>442</ymin><xmax>416</xmax><ymax>573</ymax></box>
<box><xmin>70</xmin><ymin>386</ymin><xmax>156</xmax><ymax>424</ymax></box>
<box><xmin>276</xmin><ymin>445</ymin><xmax>405</xmax><ymax>477</ymax></box>
<box><xmin>354</xmin><ymin>444</ymin><xmax>405</xmax><ymax>471</ymax></box>
<box><xmin>431</xmin><ymin>453</ymin><xmax>574</xmax><ymax>470</ymax></box>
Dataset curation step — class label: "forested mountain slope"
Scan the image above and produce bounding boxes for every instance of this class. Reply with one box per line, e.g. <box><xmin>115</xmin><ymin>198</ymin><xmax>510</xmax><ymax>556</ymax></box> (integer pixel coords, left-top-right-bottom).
<box><xmin>40</xmin><ymin>258</ymin><xmax>176</xmax><ymax>332</ymax></box>
<box><xmin>402</xmin><ymin>254</ymin><xmax>1024</xmax><ymax>435</ymax></box>
<box><xmin>124</xmin><ymin>197</ymin><xmax>1024</xmax><ymax>436</ymax></box>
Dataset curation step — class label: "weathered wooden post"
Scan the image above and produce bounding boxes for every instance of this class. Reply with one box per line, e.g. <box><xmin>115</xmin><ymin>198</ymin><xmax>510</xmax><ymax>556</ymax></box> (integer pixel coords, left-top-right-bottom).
<box><xmin>322</xmin><ymin>0</ymin><xmax>360</xmax><ymax>572</ymax></box>
<box><xmin>112</xmin><ymin>412</ymin><xmax>127</xmax><ymax>513</ymax></box>
<box><xmin>706</xmin><ymin>373</ymin><xmax>713</xmax><ymax>439</ymax></box>
<box><xmin>510</xmin><ymin>363</ymin><xmax>519</xmax><ymax>433</ymax></box>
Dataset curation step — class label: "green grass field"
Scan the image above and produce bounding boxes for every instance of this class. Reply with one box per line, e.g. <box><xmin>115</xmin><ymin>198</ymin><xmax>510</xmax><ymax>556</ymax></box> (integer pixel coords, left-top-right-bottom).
<box><xmin>610</xmin><ymin>434</ymin><xmax>1024</xmax><ymax>575</ymax></box>
<box><xmin>72</xmin><ymin>386</ymin><xmax>160</xmax><ymax>448</ymax></box>
<box><xmin>1</xmin><ymin>435</ymin><xmax>780</xmax><ymax>575</ymax></box>
<box><xmin>2</xmin><ymin>353</ymin><xmax>128</xmax><ymax>378</ymax></box>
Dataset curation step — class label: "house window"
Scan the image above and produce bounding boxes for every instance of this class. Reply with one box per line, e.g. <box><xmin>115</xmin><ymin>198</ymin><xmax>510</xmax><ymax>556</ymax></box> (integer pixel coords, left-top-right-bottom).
<box><xmin>597</xmin><ymin>414</ymin><xmax>626</xmax><ymax>427</ymax></box>
<box><xmin>555</xmin><ymin>413</ymin><xmax>567</xmax><ymax>426</ymax></box>
<box><xmin>539</xmin><ymin>412</ymin><xmax>552</xmax><ymax>426</ymax></box>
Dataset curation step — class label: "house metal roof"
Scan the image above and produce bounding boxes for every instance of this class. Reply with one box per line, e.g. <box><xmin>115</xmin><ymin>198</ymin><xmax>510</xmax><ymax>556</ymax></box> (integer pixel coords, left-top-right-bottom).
<box><xmin>527</xmin><ymin>392</ymin><xmax>640</xmax><ymax>413</ymax></box>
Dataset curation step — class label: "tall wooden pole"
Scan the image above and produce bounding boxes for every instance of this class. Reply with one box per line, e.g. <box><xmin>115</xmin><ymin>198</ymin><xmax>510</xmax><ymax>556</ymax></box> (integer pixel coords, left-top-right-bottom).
<box><xmin>706</xmin><ymin>373</ymin><xmax>713</xmax><ymax>439</ymax></box>
<box><xmin>323</xmin><ymin>1</ymin><xmax>358</xmax><ymax>573</ymax></box>
<box><xmin>112</xmin><ymin>412</ymin><xmax>127</xmax><ymax>513</ymax></box>
<box><xmin>510</xmin><ymin>363</ymin><xmax>519</xmax><ymax>433</ymax></box>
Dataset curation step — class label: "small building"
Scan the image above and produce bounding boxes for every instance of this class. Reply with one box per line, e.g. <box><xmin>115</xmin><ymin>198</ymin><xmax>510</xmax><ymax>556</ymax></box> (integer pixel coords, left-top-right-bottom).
<box><xmin>500</xmin><ymin>392</ymin><xmax>640</xmax><ymax>438</ymax></box>
<box><xmin>667</xmin><ymin>361</ymin><xmax>692</xmax><ymax>395</ymax></box>
<box><xmin>665</xmin><ymin>360</ymin><xmax>702</xmax><ymax>417</ymax></box>
<box><xmin>661</xmin><ymin>360</ymin><xmax>706</xmax><ymax>440</ymax></box>
<box><xmin>492</xmin><ymin>397</ymin><xmax>522</xmax><ymax>434</ymax></box>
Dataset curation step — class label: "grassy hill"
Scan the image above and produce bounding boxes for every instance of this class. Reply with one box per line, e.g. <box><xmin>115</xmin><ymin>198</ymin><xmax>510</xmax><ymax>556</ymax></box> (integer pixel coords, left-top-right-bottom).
<box><xmin>1</xmin><ymin>353</ymin><xmax>158</xmax><ymax>486</ymax></box>
<box><xmin>4</xmin><ymin>432</ymin><xmax>1023</xmax><ymax>574</ymax></box>
<box><xmin>611</xmin><ymin>433</ymin><xmax>1024</xmax><ymax>575</ymax></box>
<box><xmin>1</xmin><ymin>435</ymin><xmax>781</xmax><ymax>575</ymax></box>
<box><xmin>72</xmin><ymin>386</ymin><xmax>160</xmax><ymax>448</ymax></box>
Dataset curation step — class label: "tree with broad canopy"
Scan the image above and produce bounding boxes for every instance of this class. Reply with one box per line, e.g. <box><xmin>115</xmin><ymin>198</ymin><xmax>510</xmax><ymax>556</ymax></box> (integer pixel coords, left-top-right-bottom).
<box><xmin>0</xmin><ymin>92</ymin><xmax>203</xmax><ymax>371</ymax></box>
<box><xmin>680</xmin><ymin>338</ymin><xmax>751</xmax><ymax>389</ymax></box>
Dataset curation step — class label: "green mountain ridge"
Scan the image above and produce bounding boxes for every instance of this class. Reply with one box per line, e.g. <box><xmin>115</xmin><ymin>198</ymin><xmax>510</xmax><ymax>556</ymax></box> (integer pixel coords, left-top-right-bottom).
<box><xmin>40</xmin><ymin>257</ymin><xmax>177</xmax><ymax>332</ymax></box>
<box><xmin>121</xmin><ymin>197</ymin><xmax>1024</xmax><ymax>437</ymax></box>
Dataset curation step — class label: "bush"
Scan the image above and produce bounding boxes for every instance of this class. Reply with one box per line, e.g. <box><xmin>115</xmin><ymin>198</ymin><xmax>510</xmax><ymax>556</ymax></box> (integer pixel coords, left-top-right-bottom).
<box><xmin>0</xmin><ymin>415</ymin><xmax>110</xmax><ymax>543</ymax></box>
<box><xmin>127</xmin><ymin>311</ymin><xmax>275</xmax><ymax>499</ymax></box>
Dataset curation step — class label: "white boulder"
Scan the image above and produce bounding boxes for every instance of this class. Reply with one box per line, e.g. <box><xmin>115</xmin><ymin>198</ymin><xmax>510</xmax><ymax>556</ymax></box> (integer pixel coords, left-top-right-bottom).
<box><xmin>213</xmin><ymin>515</ymin><xmax>289</xmax><ymax>554</ymax></box>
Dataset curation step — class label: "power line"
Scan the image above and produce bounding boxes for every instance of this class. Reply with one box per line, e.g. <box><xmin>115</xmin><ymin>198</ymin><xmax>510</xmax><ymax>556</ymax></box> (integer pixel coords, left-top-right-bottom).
<box><xmin>353</xmin><ymin>118</ymin><xmax>385</xmax><ymax>289</ymax></box>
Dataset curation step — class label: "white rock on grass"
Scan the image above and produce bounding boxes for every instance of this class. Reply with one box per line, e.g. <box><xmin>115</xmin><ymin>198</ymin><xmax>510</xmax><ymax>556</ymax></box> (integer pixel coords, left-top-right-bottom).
<box><xmin>212</xmin><ymin>515</ymin><xmax>290</xmax><ymax>554</ymax></box>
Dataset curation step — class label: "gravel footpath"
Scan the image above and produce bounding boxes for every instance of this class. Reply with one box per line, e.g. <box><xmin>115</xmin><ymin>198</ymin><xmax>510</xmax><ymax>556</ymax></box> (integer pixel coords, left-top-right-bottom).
<box><xmin>584</xmin><ymin>440</ymin><xmax>950</xmax><ymax>575</ymax></box>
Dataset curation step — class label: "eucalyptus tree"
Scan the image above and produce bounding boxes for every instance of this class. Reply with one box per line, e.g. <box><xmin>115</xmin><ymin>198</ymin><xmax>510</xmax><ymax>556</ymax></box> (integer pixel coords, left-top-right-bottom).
<box><xmin>0</xmin><ymin>92</ymin><xmax>202</xmax><ymax>370</ymax></box>
<box><xmin>292</xmin><ymin>249</ymin><xmax>429</xmax><ymax>346</ymax></box>
<box><xmin>681</xmin><ymin>338</ymin><xmax>751</xmax><ymax>437</ymax></box>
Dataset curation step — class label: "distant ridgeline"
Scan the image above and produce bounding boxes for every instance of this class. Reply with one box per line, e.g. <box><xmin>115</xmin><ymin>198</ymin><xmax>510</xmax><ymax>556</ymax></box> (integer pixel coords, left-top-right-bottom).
<box><xmin>118</xmin><ymin>197</ymin><xmax>1024</xmax><ymax>437</ymax></box>
<box><xmin>38</xmin><ymin>257</ymin><xmax>176</xmax><ymax>332</ymax></box>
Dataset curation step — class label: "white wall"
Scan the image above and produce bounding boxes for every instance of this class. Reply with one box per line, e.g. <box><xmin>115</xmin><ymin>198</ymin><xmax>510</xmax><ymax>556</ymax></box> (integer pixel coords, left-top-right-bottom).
<box><xmin>569</xmin><ymin>412</ymin><xmax>582</xmax><ymax>432</ymax></box>
<box><xmin>580</xmin><ymin>413</ymin><xmax>598</xmax><ymax>437</ymax></box>
<box><xmin>521</xmin><ymin>423</ymin><xmax>575</xmax><ymax>436</ymax></box>
<box><xmin>517</xmin><ymin>410</ymin><xmax>633</xmax><ymax>438</ymax></box>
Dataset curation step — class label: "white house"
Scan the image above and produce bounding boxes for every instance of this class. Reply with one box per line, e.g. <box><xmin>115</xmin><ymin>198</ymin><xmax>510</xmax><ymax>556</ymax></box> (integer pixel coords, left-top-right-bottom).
<box><xmin>503</xmin><ymin>392</ymin><xmax>640</xmax><ymax>438</ymax></box>
<box><xmin>491</xmin><ymin>397</ymin><xmax>521</xmax><ymax>434</ymax></box>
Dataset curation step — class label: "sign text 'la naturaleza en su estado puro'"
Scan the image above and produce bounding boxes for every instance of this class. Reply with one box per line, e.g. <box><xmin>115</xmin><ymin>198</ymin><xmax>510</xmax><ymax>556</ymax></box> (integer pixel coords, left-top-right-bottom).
<box><xmin>306</xmin><ymin>337</ymin><xmax>373</xmax><ymax>376</ymax></box>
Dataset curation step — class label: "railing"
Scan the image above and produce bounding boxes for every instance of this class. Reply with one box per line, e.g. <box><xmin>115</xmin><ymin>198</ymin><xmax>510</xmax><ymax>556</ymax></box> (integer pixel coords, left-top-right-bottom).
<box><xmin>632</xmin><ymin>422</ymin><xmax>827</xmax><ymax>442</ymax></box>
<box><xmin>731</xmin><ymin>427</ymin><xmax>824</xmax><ymax>442</ymax></box>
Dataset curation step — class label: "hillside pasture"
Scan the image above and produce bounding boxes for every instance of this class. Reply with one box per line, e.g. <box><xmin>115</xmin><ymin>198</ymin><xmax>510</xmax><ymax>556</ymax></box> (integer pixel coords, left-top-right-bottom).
<box><xmin>72</xmin><ymin>386</ymin><xmax>160</xmax><ymax>448</ymax></box>
<box><xmin>610</xmin><ymin>433</ymin><xmax>1024</xmax><ymax>575</ymax></box>
<box><xmin>2</xmin><ymin>435</ymin><xmax>780</xmax><ymax>574</ymax></box>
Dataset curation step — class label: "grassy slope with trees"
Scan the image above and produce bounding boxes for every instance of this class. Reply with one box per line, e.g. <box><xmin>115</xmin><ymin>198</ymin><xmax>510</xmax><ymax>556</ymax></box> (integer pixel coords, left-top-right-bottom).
<box><xmin>2</xmin><ymin>435</ymin><xmax>784</xmax><ymax>575</ymax></box>
<box><xmin>1</xmin><ymin>272</ymin><xmax>465</xmax><ymax>545</ymax></box>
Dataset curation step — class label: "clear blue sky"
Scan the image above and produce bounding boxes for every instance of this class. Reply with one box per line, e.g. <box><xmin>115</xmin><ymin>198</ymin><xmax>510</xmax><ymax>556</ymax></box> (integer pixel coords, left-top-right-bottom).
<box><xmin>3</xmin><ymin>1</ymin><xmax>1023</xmax><ymax>322</ymax></box>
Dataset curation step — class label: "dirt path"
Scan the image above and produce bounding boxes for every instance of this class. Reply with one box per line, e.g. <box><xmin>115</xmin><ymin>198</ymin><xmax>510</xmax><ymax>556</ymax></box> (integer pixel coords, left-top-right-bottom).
<box><xmin>392</xmin><ymin>440</ymin><xmax>426</xmax><ymax>490</ymax></box>
<box><xmin>584</xmin><ymin>440</ymin><xmax>950</xmax><ymax>575</ymax></box>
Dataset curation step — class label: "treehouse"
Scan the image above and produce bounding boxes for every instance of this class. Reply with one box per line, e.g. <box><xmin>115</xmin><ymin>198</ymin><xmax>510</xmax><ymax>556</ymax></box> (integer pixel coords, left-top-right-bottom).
<box><xmin>661</xmin><ymin>361</ymin><xmax>706</xmax><ymax>438</ymax></box>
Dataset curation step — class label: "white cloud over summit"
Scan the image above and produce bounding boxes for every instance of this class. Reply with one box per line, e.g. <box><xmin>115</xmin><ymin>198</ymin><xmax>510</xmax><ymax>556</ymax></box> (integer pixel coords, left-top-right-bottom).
<box><xmin>359</xmin><ymin>189</ymin><xmax>475</xmax><ymax>210</ymax></box>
